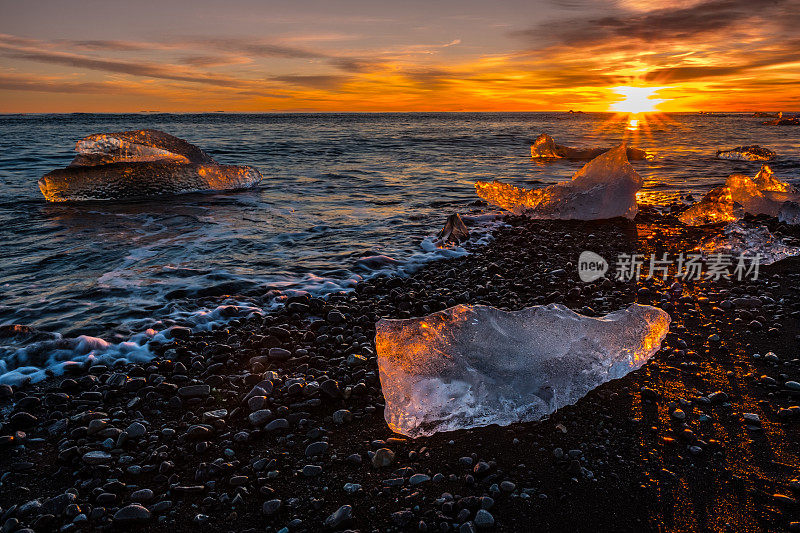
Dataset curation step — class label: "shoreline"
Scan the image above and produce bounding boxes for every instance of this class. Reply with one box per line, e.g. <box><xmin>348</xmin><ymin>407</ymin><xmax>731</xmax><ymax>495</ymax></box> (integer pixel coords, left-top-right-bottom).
<box><xmin>2</xmin><ymin>209</ymin><xmax>800</xmax><ymax>532</ymax></box>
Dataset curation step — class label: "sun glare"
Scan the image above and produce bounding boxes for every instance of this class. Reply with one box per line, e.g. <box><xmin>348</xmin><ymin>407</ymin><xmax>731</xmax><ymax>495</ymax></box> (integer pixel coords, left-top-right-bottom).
<box><xmin>610</xmin><ymin>86</ymin><xmax>665</xmax><ymax>114</ymax></box>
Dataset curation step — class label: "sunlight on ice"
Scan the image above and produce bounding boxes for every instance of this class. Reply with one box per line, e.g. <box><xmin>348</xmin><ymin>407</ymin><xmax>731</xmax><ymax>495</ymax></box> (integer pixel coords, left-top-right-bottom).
<box><xmin>477</xmin><ymin>144</ymin><xmax>643</xmax><ymax>220</ymax></box>
<box><xmin>679</xmin><ymin>165</ymin><xmax>800</xmax><ymax>226</ymax></box>
<box><xmin>38</xmin><ymin>129</ymin><xmax>262</xmax><ymax>202</ymax></box>
<box><xmin>376</xmin><ymin>303</ymin><xmax>671</xmax><ymax>437</ymax></box>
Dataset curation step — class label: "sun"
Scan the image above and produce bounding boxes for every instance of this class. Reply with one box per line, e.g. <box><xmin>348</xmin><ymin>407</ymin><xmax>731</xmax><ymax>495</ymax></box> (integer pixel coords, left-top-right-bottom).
<box><xmin>609</xmin><ymin>86</ymin><xmax>666</xmax><ymax>114</ymax></box>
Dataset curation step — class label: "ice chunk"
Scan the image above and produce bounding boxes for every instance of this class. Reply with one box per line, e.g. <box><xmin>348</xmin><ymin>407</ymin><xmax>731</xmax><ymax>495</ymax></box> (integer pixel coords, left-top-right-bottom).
<box><xmin>437</xmin><ymin>213</ymin><xmax>470</xmax><ymax>244</ymax></box>
<box><xmin>476</xmin><ymin>144</ymin><xmax>643</xmax><ymax>220</ymax></box>
<box><xmin>778</xmin><ymin>201</ymin><xmax>800</xmax><ymax>225</ymax></box>
<box><xmin>677</xmin><ymin>186</ymin><xmax>741</xmax><ymax>225</ymax></box>
<box><xmin>70</xmin><ymin>129</ymin><xmax>216</xmax><ymax>166</ymax></box>
<box><xmin>752</xmin><ymin>165</ymin><xmax>796</xmax><ymax>193</ymax></box>
<box><xmin>697</xmin><ymin>221</ymin><xmax>800</xmax><ymax>265</ymax></box>
<box><xmin>716</xmin><ymin>145</ymin><xmax>776</xmax><ymax>161</ymax></box>
<box><xmin>39</xmin><ymin>130</ymin><xmax>262</xmax><ymax>202</ymax></box>
<box><xmin>530</xmin><ymin>133</ymin><xmax>648</xmax><ymax>160</ymax></box>
<box><xmin>679</xmin><ymin>165</ymin><xmax>799</xmax><ymax>226</ymax></box>
<box><xmin>376</xmin><ymin>303</ymin><xmax>670</xmax><ymax>437</ymax></box>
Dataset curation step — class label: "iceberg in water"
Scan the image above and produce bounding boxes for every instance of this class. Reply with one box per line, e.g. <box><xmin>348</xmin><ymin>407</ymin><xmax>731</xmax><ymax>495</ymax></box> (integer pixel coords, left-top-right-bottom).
<box><xmin>476</xmin><ymin>144</ymin><xmax>643</xmax><ymax>220</ymax></box>
<box><xmin>376</xmin><ymin>303</ymin><xmax>670</xmax><ymax>437</ymax></box>
<box><xmin>679</xmin><ymin>165</ymin><xmax>799</xmax><ymax>226</ymax></box>
<box><xmin>39</xmin><ymin>129</ymin><xmax>262</xmax><ymax>202</ymax></box>
<box><xmin>716</xmin><ymin>145</ymin><xmax>776</xmax><ymax>161</ymax></box>
<box><xmin>530</xmin><ymin>134</ymin><xmax>648</xmax><ymax>160</ymax></box>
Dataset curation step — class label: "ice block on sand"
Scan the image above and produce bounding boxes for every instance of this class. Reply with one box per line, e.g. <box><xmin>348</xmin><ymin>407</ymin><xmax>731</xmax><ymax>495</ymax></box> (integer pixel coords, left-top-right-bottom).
<box><xmin>679</xmin><ymin>165</ymin><xmax>798</xmax><ymax>226</ymax></box>
<box><xmin>376</xmin><ymin>303</ymin><xmax>670</xmax><ymax>437</ymax></box>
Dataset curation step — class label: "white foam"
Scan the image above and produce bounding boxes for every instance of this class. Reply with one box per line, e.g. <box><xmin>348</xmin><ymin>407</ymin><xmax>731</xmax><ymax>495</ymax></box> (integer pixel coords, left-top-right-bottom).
<box><xmin>0</xmin><ymin>211</ymin><xmax>504</xmax><ymax>387</ymax></box>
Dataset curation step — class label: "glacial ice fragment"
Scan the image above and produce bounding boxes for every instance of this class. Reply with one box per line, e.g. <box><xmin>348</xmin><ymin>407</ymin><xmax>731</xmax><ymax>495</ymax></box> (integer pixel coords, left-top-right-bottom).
<box><xmin>716</xmin><ymin>145</ymin><xmax>776</xmax><ymax>161</ymax></box>
<box><xmin>476</xmin><ymin>144</ymin><xmax>643</xmax><ymax>220</ymax></box>
<box><xmin>697</xmin><ymin>221</ymin><xmax>800</xmax><ymax>265</ymax></box>
<box><xmin>39</xmin><ymin>129</ymin><xmax>262</xmax><ymax>202</ymax></box>
<box><xmin>376</xmin><ymin>303</ymin><xmax>670</xmax><ymax>437</ymax></box>
<box><xmin>437</xmin><ymin>213</ymin><xmax>470</xmax><ymax>244</ymax></box>
<box><xmin>679</xmin><ymin>165</ymin><xmax>799</xmax><ymax>226</ymax></box>
<box><xmin>530</xmin><ymin>133</ymin><xmax>648</xmax><ymax>160</ymax></box>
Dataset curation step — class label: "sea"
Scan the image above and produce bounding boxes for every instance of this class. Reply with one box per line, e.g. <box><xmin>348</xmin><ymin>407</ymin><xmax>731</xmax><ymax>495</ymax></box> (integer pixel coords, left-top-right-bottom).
<box><xmin>0</xmin><ymin>112</ymin><xmax>798</xmax><ymax>384</ymax></box>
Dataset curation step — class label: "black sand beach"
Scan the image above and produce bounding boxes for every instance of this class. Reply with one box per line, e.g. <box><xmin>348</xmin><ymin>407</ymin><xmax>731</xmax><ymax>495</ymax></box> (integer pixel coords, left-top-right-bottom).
<box><xmin>2</xmin><ymin>208</ymin><xmax>800</xmax><ymax>532</ymax></box>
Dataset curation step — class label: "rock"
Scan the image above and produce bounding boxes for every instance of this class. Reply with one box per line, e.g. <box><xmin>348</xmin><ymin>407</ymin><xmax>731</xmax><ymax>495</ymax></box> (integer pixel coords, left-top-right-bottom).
<box><xmin>409</xmin><ymin>474</ymin><xmax>431</xmax><ymax>486</ymax></box>
<box><xmin>500</xmin><ymin>481</ymin><xmax>516</xmax><ymax>493</ymax></box>
<box><xmin>41</xmin><ymin>493</ymin><xmax>77</xmax><ymax>515</ymax></box>
<box><xmin>125</xmin><ymin>422</ymin><xmax>147</xmax><ymax>439</ymax></box>
<box><xmin>178</xmin><ymin>384</ymin><xmax>210</xmax><ymax>398</ymax></box>
<box><xmin>372</xmin><ymin>448</ymin><xmax>396</xmax><ymax>468</ymax></box>
<box><xmin>82</xmin><ymin>451</ymin><xmax>112</xmax><ymax>465</ymax></box>
<box><xmin>10</xmin><ymin>412</ymin><xmax>37</xmax><ymax>428</ymax></box>
<box><xmin>305</xmin><ymin>441</ymin><xmax>330</xmax><ymax>457</ymax></box>
<box><xmin>437</xmin><ymin>213</ymin><xmax>470</xmax><ymax>244</ymax></box>
<box><xmin>262</xmin><ymin>499</ymin><xmax>282</xmax><ymax>516</ymax></box>
<box><xmin>343</xmin><ymin>483</ymin><xmax>362</xmax><ymax>494</ymax></box>
<box><xmin>248</xmin><ymin>409</ymin><xmax>273</xmax><ymax>426</ymax></box>
<box><xmin>113</xmin><ymin>504</ymin><xmax>151</xmax><ymax>526</ymax></box>
<box><xmin>202</xmin><ymin>409</ymin><xmax>227</xmax><ymax>423</ymax></box>
<box><xmin>185</xmin><ymin>425</ymin><xmax>212</xmax><ymax>439</ymax></box>
<box><xmin>268</xmin><ymin>348</ymin><xmax>292</xmax><ymax>361</ymax></box>
<box><xmin>327</xmin><ymin>311</ymin><xmax>345</xmax><ymax>324</ymax></box>
<box><xmin>324</xmin><ymin>505</ymin><xmax>353</xmax><ymax>529</ymax></box>
<box><xmin>743</xmin><ymin>413</ymin><xmax>761</xmax><ymax>425</ymax></box>
<box><xmin>130</xmin><ymin>489</ymin><xmax>154</xmax><ymax>503</ymax></box>
<box><xmin>332</xmin><ymin>409</ymin><xmax>353</xmax><ymax>425</ymax></box>
<box><xmin>474</xmin><ymin>509</ymin><xmax>495</xmax><ymax>529</ymax></box>
<box><xmin>671</xmin><ymin>409</ymin><xmax>686</xmax><ymax>421</ymax></box>
<box><xmin>265</xmin><ymin>418</ymin><xmax>289</xmax><ymax>431</ymax></box>
<box><xmin>302</xmin><ymin>464</ymin><xmax>323</xmax><ymax>477</ymax></box>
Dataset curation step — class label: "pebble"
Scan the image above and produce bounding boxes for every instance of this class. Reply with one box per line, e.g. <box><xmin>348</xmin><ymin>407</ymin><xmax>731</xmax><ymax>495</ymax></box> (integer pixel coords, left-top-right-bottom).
<box><xmin>305</xmin><ymin>441</ymin><xmax>330</xmax><ymax>457</ymax></box>
<box><xmin>302</xmin><ymin>464</ymin><xmax>323</xmax><ymax>477</ymax></box>
<box><xmin>262</xmin><ymin>499</ymin><xmax>282</xmax><ymax>516</ymax></box>
<box><xmin>177</xmin><ymin>384</ymin><xmax>210</xmax><ymax>398</ymax></box>
<box><xmin>372</xmin><ymin>448</ymin><xmax>396</xmax><ymax>468</ymax></box>
<box><xmin>113</xmin><ymin>504</ymin><xmax>151</xmax><ymax>526</ymax></box>
<box><xmin>409</xmin><ymin>474</ymin><xmax>431</xmax><ymax>486</ymax></box>
<box><xmin>81</xmin><ymin>451</ymin><xmax>112</xmax><ymax>465</ymax></box>
<box><xmin>474</xmin><ymin>509</ymin><xmax>495</xmax><ymax>529</ymax></box>
<box><xmin>324</xmin><ymin>505</ymin><xmax>352</xmax><ymax>528</ymax></box>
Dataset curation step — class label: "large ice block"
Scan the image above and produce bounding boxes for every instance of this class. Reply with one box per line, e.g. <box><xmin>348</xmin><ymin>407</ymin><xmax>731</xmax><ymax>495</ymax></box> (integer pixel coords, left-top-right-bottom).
<box><xmin>679</xmin><ymin>165</ymin><xmax>799</xmax><ymax>225</ymax></box>
<box><xmin>39</xmin><ymin>129</ymin><xmax>262</xmax><ymax>202</ymax></box>
<box><xmin>376</xmin><ymin>303</ymin><xmax>670</xmax><ymax>437</ymax></box>
<box><xmin>476</xmin><ymin>144</ymin><xmax>643</xmax><ymax>220</ymax></box>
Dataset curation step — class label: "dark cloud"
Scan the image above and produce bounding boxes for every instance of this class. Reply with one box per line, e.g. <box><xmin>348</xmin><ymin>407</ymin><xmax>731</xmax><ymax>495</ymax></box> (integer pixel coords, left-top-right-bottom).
<box><xmin>67</xmin><ymin>40</ymin><xmax>152</xmax><ymax>52</ymax></box>
<box><xmin>0</xmin><ymin>47</ymin><xmax>245</xmax><ymax>87</ymax></box>
<box><xmin>180</xmin><ymin>54</ymin><xmax>249</xmax><ymax>67</ymax></box>
<box><xmin>513</xmin><ymin>0</ymin><xmax>799</xmax><ymax>46</ymax></box>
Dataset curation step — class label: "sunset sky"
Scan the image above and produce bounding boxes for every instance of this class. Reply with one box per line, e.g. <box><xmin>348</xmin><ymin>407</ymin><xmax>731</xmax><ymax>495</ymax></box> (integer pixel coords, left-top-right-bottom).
<box><xmin>1</xmin><ymin>0</ymin><xmax>799</xmax><ymax>113</ymax></box>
